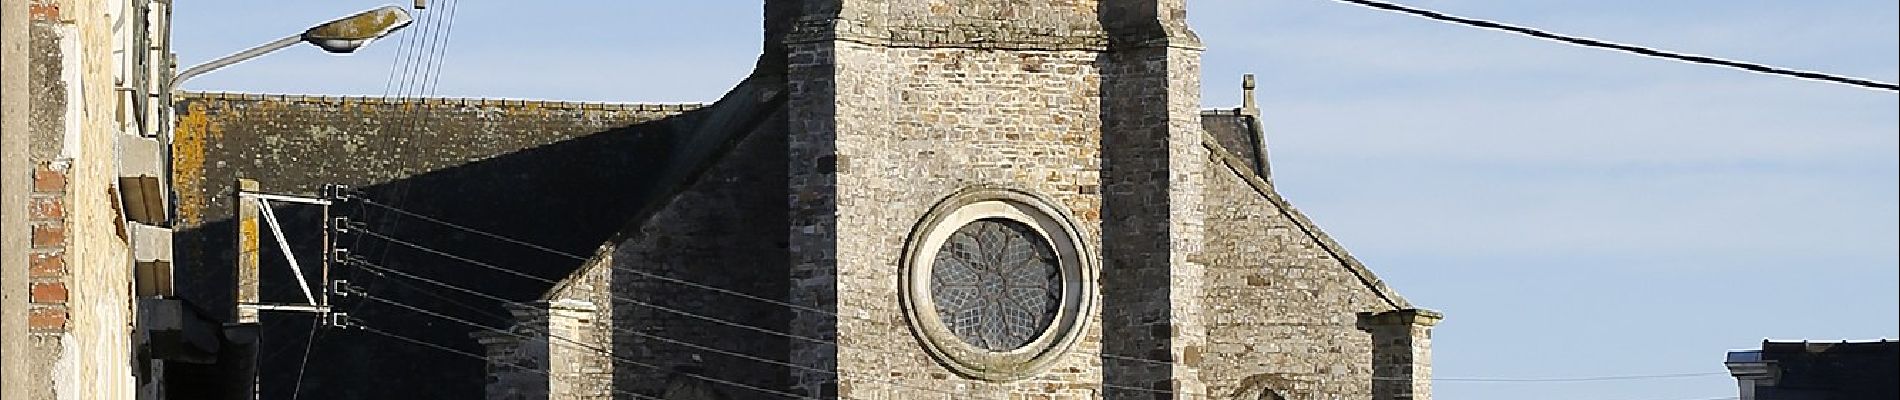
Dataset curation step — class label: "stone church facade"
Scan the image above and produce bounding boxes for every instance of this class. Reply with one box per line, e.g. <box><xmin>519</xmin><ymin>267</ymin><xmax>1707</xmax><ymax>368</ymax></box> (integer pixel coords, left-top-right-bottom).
<box><xmin>165</xmin><ymin>1</ymin><xmax>1440</xmax><ymax>399</ymax></box>
<box><xmin>473</xmin><ymin>1</ymin><xmax>1442</xmax><ymax>399</ymax></box>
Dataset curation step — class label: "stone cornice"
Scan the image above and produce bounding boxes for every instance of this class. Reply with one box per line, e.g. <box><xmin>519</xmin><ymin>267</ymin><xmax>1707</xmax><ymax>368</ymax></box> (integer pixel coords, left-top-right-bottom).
<box><xmin>785</xmin><ymin>17</ymin><xmax>1202</xmax><ymax>51</ymax></box>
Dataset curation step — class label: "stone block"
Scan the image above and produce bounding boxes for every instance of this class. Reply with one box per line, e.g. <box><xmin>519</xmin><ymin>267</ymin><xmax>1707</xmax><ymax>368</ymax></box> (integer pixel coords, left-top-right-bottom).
<box><xmin>119</xmin><ymin>134</ymin><xmax>169</xmax><ymax>223</ymax></box>
<box><xmin>131</xmin><ymin>223</ymin><xmax>172</xmax><ymax>262</ymax></box>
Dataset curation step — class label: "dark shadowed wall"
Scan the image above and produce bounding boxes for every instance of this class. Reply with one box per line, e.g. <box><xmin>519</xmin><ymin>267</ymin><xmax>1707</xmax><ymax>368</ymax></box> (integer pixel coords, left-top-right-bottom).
<box><xmin>171</xmin><ymin>92</ymin><xmax>706</xmax><ymax>399</ymax></box>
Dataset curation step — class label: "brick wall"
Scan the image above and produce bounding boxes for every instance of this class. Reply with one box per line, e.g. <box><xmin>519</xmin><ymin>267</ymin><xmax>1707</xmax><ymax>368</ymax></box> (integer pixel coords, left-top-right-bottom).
<box><xmin>27</xmin><ymin>164</ymin><xmax>67</xmax><ymax>333</ymax></box>
<box><xmin>27</xmin><ymin>164</ymin><xmax>68</xmax><ymax>334</ymax></box>
<box><xmin>16</xmin><ymin>0</ymin><xmax>140</xmax><ymax>398</ymax></box>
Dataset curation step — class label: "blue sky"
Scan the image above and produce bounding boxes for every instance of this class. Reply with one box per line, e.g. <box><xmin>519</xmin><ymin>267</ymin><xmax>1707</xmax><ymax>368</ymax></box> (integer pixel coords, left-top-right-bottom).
<box><xmin>175</xmin><ymin>1</ymin><xmax>1897</xmax><ymax>399</ymax></box>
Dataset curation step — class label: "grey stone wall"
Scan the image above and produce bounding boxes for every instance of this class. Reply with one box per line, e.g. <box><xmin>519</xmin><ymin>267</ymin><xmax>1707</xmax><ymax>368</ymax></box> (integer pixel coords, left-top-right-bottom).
<box><xmin>534</xmin><ymin>107</ymin><xmax>793</xmax><ymax>400</ymax></box>
<box><xmin>162</xmin><ymin>2</ymin><xmax>1441</xmax><ymax>400</ymax></box>
<box><xmin>821</xmin><ymin>43</ymin><xmax>1111</xmax><ymax>399</ymax></box>
<box><xmin>1196</xmin><ymin>137</ymin><xmax>1416</xmax><ymax>399</ymax></box>
<box><xmin>1097</xmin><ymin>40</ymin><xmax>1209</xmax><ymax>400</ymax></box>
<box><xmin>777</xmin><ymin>1</ymin><xmax>1240</xmax><ymax>399</ymax></box>
<box><xmin>172</xmin><ymin>93</ymin><xmax>705</xmax><ymax>399</ymax></box>
<box><xmin>1358</xmin><ymin>310</ymin><xmax>1440</xmax><ymax>400</ymax></box>
<box><xmin>783</xmin><ymin>35</ymin><xmax>842</xmax><ymax>400</ymax></box>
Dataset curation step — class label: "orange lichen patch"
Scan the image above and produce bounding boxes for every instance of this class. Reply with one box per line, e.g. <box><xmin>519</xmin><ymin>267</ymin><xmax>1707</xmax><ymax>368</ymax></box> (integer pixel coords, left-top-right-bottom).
<box><xmin>303</xmin><ymin>7</ymin><xmax>410</xmax><ymax>41</ymax></box>
<box><xmin>171</xmin><ymin>101</ymin><xmax>218</xmax><ymax>226</ymax></box>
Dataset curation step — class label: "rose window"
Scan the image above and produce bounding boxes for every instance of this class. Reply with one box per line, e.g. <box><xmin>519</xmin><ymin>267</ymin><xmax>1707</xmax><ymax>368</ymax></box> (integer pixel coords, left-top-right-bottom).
<box><xmin>929</xmin><ymin>218</ymin><xmax>1062</xmax><ymax>351</ymax></box>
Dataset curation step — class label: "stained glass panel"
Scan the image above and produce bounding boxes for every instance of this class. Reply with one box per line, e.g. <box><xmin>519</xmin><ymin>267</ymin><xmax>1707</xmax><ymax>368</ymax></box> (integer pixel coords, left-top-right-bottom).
<box><xmin>930</xmin><ymin>218</ymin><xmax>1062</xmax><ymax>351</ymax></box>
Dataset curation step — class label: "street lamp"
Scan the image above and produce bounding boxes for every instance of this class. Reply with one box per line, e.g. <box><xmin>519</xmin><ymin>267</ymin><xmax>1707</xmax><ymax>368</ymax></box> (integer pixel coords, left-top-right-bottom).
<box><xmin>171</xmin><ymin>5</ymin><xmax>413</xmax><ymax>86</ymax></box>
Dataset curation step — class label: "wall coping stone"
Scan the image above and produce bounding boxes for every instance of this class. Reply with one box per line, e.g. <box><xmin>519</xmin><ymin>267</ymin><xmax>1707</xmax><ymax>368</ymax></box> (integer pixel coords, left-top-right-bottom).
<box><xmin>1203</xmin><ymin>131</ymin><xmax>1414</xmax><ymax>310</ymax></box>
<box><xmin>177</xmin><ymin>91</ymin><xmax>711</xmax><ymax>112</ymax></box>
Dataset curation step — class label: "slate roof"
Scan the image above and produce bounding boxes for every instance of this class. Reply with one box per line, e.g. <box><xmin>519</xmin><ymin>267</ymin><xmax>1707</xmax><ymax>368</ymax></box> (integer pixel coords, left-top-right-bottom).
<box><xmin>1201</xmin><ymin>109</ymin><xmax>1268</xmax><ymax>178</ymax></box>
<box><xmin>1739</xmin><ymin>340</ymin><xmax>1899</xmax><ymax>400</ymax></box>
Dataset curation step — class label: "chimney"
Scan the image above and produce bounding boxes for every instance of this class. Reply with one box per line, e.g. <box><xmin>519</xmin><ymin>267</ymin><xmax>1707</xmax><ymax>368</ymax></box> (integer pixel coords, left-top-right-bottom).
<box><xmin>1359</xmin><ymin>309</ymin><xmax>1444</xmax><ymax>400</ymax></box>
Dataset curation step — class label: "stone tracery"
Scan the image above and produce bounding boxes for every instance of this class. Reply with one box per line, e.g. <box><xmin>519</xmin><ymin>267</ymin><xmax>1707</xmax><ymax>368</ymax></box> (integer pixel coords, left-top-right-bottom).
<box><xmin>929</xmin><ymin>218</ymin><xmax>1063</xmax><ymax>351</ymax></box>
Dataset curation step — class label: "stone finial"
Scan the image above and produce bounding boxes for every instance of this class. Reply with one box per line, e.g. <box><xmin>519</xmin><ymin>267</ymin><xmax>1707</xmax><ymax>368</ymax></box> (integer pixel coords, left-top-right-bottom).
<box><xmin>1241</xmin><ymin>73</ymin><xmax>1258</xmax><ymax>115</ymax></box>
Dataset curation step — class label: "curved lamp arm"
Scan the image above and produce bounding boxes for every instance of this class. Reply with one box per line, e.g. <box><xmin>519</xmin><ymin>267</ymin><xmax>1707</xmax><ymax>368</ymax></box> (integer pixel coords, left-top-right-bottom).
<box><xmin>171</xmin><ymin>35</ymin><xmax>301</xmax><ymax>87</ymax></box>
<box><xmin>170</xmin><ymin>5</ymin><xmax>412</xmax><ymax>87</ymax></box>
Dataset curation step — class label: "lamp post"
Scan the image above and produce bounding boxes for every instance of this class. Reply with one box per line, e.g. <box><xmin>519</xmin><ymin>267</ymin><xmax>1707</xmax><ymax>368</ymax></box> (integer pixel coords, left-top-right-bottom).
<box><xmin>171</xmin><ymin>5</ymin><xmax>413</xmax><ymax>87</ymax></box>
<box><xmin>153</xmin><ymin>4</ymin><xmax>415</xmax><ymax>227</ymax></box>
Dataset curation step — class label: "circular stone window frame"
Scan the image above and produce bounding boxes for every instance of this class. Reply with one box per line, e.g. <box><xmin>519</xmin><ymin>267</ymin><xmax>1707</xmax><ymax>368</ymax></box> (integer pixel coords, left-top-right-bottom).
<box><xmin>900</xmin><ymin>187</ymin><xmax>1097</xmax><ymax>382</ymax></box>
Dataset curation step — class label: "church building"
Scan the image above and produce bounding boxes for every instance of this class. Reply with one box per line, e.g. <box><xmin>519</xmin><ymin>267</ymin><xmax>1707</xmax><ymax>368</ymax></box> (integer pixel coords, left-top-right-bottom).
<box><xmin>472</xmin><ymin>1</ymin><xmax>1442</xmax><ymax>399</ymax></box>
<box><xmin>170</xmin><ymin>1</ymin><xmax>1441</xmax><ymax>399</ymax></box>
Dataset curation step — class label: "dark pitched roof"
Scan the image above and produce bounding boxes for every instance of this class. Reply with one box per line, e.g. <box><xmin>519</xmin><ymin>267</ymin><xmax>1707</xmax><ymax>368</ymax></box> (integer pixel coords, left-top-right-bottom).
<box><xmin>1754</xmin><ymin>340</ymin><xmax>1899</xmax><ymax>400</ymax></box>
<box><xmin>1201</xmin><ymin>109</ymin><xmax>1268</xmax><ymax>178</ymax></box>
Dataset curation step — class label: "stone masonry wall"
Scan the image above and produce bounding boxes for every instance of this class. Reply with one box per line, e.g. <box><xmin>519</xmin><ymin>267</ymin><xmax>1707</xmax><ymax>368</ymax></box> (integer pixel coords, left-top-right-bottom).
<box><xmin>172</xmin><ymin>92</ymin><xmax>703</xmax><ymax>399</ymax></box>
<box><xmin>819</xmin><ymin>0</ymin><xmax>1111</xmax><ymax>50</ymax></box>
<box><xmin>1096</xmin><ymin>41</ymin><xmax>1210</xmax><ymax>400</ymax></box>
<box><xmin>534</xmin><ymin>109</ymin><xmax>793</xmax><ymax>399</ymax></box>
<box><xmin>21</xmin><ymin>0</ymin><xmax>138</xmax><ymax>398</ymax></box>
<box><xmin>1197</xmin><ymin>139</ymin><xmax>1411</xmax><ymax>399</ymax></box>
<box><xmin>821</xmin><ymin>43</ymin><xmax>1111</xmax><ymax>399</ymax></box>
<box><xmin>781</xmin><ymin>1</ymin><xmax>1223</xmax><ymax>398</ymax></box>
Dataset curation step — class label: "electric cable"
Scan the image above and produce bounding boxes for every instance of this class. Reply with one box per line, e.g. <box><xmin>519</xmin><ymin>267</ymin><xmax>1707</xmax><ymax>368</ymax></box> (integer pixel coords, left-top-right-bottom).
<box><xmin>359</xmin><ymin>199</ymin><xmax>1266</xmax><ymax>370</ymax></box>
<box><xmin>353</xmin><ymin>259</ymin><xmax>1001</xmax><ymax>399</ymax></box>
<box><xmin>354</xmin><ymin>322</ymin><xmax>659</xmax><ymax>400</ymax></box>
<box><xmin>1384</xmin><ymin>371</ymin><xmax>1727</xmax><ymax>382</ymax></box>
<box><xmin>1324</xmin><ymin>0</ymin><xmax>1899</xmax><ymax>92</ymax></box>
<box><xmin>288</xmin><ymin>319</ymin><xmax>319</xmax><ymax>400</ymax></box>
<box><xmin>360</xmin><ymin>293</ymin><xmax>819</xmax><ymax>400</ymax></box>
<box><xmin>353</xmin><ymin>201</ymin><xmax>1738</xmax><ymax>388</ymax></box>
<box><xmin>358</xmin><ymin>261</ymin><xmax>513</xmax><ymax>322</ymax></box>
<box><xmin>347</xmin><ymin>204</ymin><xmax>1260</xmax><ymax>396</ymax></box>
<box><xmin>347</xmin><ymin>236</ymin><xmax>1195</xmax><ymax>397</ymax></box>
<box><xmin>360</xmin><ymin>198</ymin><xmax>839</xmax><ymax>317</ymax></box>
<box><xmin>356</xmin><ymin>228</ymin><xmax>558</xmax><ymax>284</ymax></box>
<box><xmin>416</xmin><ymin>0</ymin><xmax>463</xmax><ymax>98</ymax></box>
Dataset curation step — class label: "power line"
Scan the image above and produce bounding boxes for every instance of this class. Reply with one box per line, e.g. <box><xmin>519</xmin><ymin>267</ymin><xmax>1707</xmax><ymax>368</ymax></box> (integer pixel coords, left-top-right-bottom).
<box><xmin>360</xmin><ymin>199</ymin><xmax>582</xmax><ymax>261</ymax></box>
<box><xmin>345</xmin><ymin>233</ymin><xmax>1185</xmax><ymax>398</ymax></box>
<box><xmin>390</xmin><ymin>1</ymin><xmax>443</xmax><ymax>99</ymax></box>
<box><xmin>287</xmin><ymin>318</ymin><xmax>319</xmax><ymax>400</ymax></box>
<box><xmin>354</xmin><ymin>259</ymin><xmax>1027</xmax><ymax>399</ymax></box>
<box><xmin>351</xmin><ymin>202</ymin><xmax>1195</xmax><ymax>370</ymax></box>
<box><xmin>367</xmin><ymin>0</ymin><xmax>465</xmax><ymax>297</ymax></box>
<box><xmin>353</xmin><ymin>200</ymin><xmax>1738</xmax><ymax>389</ymax></box>
<box><xmin>416</xmin><ymin>0</ymin><xmax>463</xmax><ymax>98</ymax></box>
<box><xmin>378</xmin><ymin>6</ymin><xmax>423</xmax><ymax>96</ymax></box>
<box><xmin>1324</xmin><ymin>0</ymin><xmax>1900</xmax><ymax>92</ymax></box>
<box><xmin>358</xmin><ymin>261</ymin><xmax>513</xmax><ymax>322</ymax></box>
<box><xmin>356</xmin><ymin>228</ymin><xmax>558</xmax><ymax>284</ymax></box>
<box><xmin>1376</xmin><ymin>371</ymin><xmax>1726</xmax><ymax>382</ymax></box>
<box><xmin>354</xmin><ymin>323</ymin><xmax>657</xmax><ymax>400</ymax></box>
<box><xmin>359</xmin><ymin>199</ymin><xmax>840</xmax><ymax>317</ymax></box>
<box><xmin>360</xmin><ymin>293</ymin><xmax>818</xmax><ymax>400</ymax></box>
